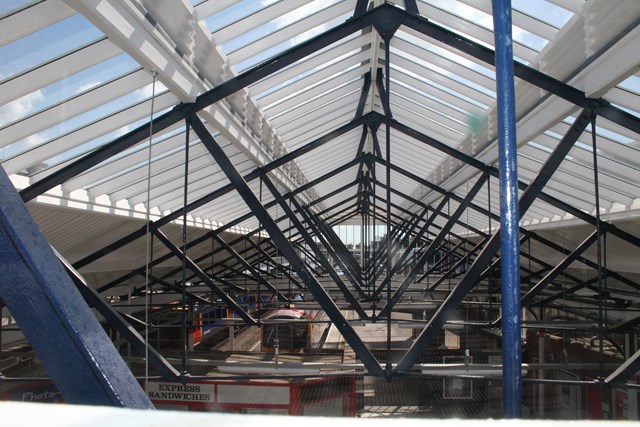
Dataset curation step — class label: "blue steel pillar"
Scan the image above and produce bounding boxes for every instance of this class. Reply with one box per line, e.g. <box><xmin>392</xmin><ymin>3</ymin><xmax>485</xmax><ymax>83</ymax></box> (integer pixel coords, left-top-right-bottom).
<box><xmin>491</xmin><ymin>0</ymin><xmax>522</xmax><ymax>418</ymax></box>
<box><xmin>0</xmin><ymin>166</ymin><xmax>153</xmax><ymax>408</ymax></box>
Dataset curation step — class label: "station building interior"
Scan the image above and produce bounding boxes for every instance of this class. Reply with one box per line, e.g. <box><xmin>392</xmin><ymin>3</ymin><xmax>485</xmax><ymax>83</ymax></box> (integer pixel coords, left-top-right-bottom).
<box><xmin>1</xmin><ymin>0</ymin><xmax>640</xmax><ymax>420</ymax></box>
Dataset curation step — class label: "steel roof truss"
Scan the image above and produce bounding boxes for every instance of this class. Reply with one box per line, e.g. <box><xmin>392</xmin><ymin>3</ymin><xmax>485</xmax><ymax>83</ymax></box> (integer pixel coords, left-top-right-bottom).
<box><xmin>396</xmin><ymin>107</ymin><xmax>592</xmax><ymax>372</ymax></box>
<box><xmin>189</xmin><ymin>111</ymin><xmax>382</xmax><ymax>373</ymax></box>
<box><xmin>152</xmin><ymin>228</ymin><xmax>258</xmax><ymax>325</ymax></box>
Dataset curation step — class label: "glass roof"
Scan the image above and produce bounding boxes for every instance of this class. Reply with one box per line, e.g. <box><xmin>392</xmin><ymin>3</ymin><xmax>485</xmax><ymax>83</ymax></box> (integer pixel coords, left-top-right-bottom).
<box><xmin>0</xmin><ymin>0</ymin><xmax>637</xmax><ymax>234</ymax></box>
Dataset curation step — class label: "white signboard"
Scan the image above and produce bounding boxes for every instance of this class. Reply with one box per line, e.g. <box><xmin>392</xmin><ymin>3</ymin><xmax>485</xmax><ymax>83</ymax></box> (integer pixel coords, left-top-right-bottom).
<box><xmin>146</xmin><ymin>382</ymin><xmax>215</xmax><ymax>403</ymax></box>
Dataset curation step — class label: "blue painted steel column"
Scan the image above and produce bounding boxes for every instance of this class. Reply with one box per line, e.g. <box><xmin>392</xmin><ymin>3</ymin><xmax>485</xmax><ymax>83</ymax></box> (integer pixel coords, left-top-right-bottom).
<box><xmin>0</xmin><ymin>166</ymin><xmax>153</xmax><ymax>408</ymax></box>
<box><xmin>491</xmin><ymin>0</ymin><xmax>522</xmax><ymax>418</ymax></box>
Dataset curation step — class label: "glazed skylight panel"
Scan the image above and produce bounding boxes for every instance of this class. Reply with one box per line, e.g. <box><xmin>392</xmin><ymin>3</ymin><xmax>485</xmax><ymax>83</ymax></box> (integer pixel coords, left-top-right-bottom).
<box><xmin>296</xmin><ymin>146</ymin><xmax>357</xmax><ymax>181</ymax></box>
<box><xmin>278</xmin><ymin>92</ymin><xmax>362</xmax><ymax>141</ymax></box>
<box><xmin>416</xmin><ymin>0</ymin><xmax>538</xmax><ymax>64</ymax></box>
<box><xmin>192</xmin><ymin>186</ymin><xmax>264</xmax><ymax>224</ymax></box>
<box><xmin>219</xmin><ymin>0</ymin><xmax>352</xmax><ymax>69</ymax></box>
<box><xmin>590</xmin><ymin>117</ymin><xmax>640</xmax><ymax>152</ymax></box>
<box><xmin>262</xmin><ymin>55</ymin><xmax>367</xmax><ymax>125</ymax></box>
<box><xmin>390</xmin><ymin>97</ymin><xmax>467</xmax><ymax>141</ymax></box>
<box><xmin>0</xmin><ymin>37</ymin><xmax>120</xmax><ymax>110</ymax></box>
<box><xmin>520</xmin><ymin>143</ymin><xmax>629</xmax><ymax>208</ymax></box>
<box><xmin>0</xmin><ymin>0</ymin><xmax>36</xmax><ymax>16</ymax></box>
<box><xmin>398</xmin><ymin>26</ymin><xmax>497</xmax><ymax>80</ymax></box>
<box><xmin>62</xmin><ymin>123</ymin><xmax>190</xmax><ymax>193</ymax></box>
<box><xmin>391</xmin><ymin>36</ymin><xmax>496</xmax><ymax>95</ymax></box>
<box><xmin>202</xmin><ymin>0</ymin><xmax>278</xmax><ymax>35</ymax></box>
<box><xmin>269</xmin><ymin>73</ymin><xmax>364</xmax><ymax>135</ymax></box>
<box><xmin>516</xmin><ymin>153</ymin><xmax>596</xmax><ymax>213</ymax></box>
<box><xmin>391</xmin><ymin>131</ymin><xmax>448</xmax><ymax>170</ymax></box>
<box><xmin>292</xmin><ymin>127</ymin><xmax>361</xmax><ymax>174</ymax></box>
<box><xmin>391</xmin><ymin>100</ymin><xmax>467</xmax><ymax>140</ymax></box>
<box><xmin>108</xmin><ymin>145</ymin><xmax>216</xmax><ymax>206</ymax></box>
<box><xmin>0</xmin><ymin>54</ymin><xmax>140</xmax><ymax>132</ymax></box>
<box><xmin>553</xmin><ymin>118</ymin><xmax>639</xmax><ymax>167</ymax></box>
<box><xmin>198</xmin><ymin>190</ymin><xmax>255</xmax><ymax>222</ymax></box>
<box><xmin>528</xmin><ymin>132</ymin><xmax>640</xmax><ymax>202</ymax></box>
<box><xmin>3</xmin><ymin>89</ymin><xmax>176</xmax><ymax>179</ymax></box>
<box><xmin>277</xmin><ymin>92</ymin><xmax>360</xmax><ymax>141</ymax></box>
<box><xmin>0</xmin><ymin>14</ymin><xmax>102</xmax><ymax>80</ymax></box>
<box><xmin>389</xmin><ymin>76</ymin><xmax>477</xmax><ymax>127</ymax></box>
<box><xmin>264</xmin><ymin>70</ymin><xmax>363</xmax><ymax>122</ymax></box>
<box><xmin>209</xmin><ymin>0</ymin><xmax>303</xmax><ymax>45</ymax></box>
<box><xmin>270</xmin><ymin>85</ymin><xmax>362</xmax><ymax>131</ymax></box>
<box><xmin>394</xmin><ymin>61</ymin><xmax>493</xmax><ymax>109</ymax></box>
<box><xmin>457</xmin><ymin>0</ymin><xmax>563</xmax><ymax>40</ymax></box>
<box><xmin>391</xmin><ymin>139</ymin><xmax>445</xmax><ymax>178</ymax></box>
<box><xmin>172</xmin><ymin>174</ymin><xmax>258</xmax><ymax>223</ymax></box>
<box><xmin>250</xmin><ymin>32</ymin><xmax>365</xmax><ymax>99</ymax></box>
<box><xmin>0</xmin><ymin>68</ymin><xmax>150</xmax><ymax>147</ymax></box>
<box><xmin>388</xmin><ymin>173</ymin><xmax>418</xmax><ymax>198</ymax></box>
<box><xmin>605</xmin><ymin>73</ymin><xmax>640</xmax><ymax>116</ymax></box>
<box><xmin>258</xmin><ymin>51</ymin><xmax>365</xmax><ymax>112</ymax></box>
<box><xmin>0</xmin><ymin>0</ymin><xmax>76</xmax><ymax>50</ymax></box>
<box><xmin>391</xmin><ymin>66</ymin><xmax>490</xmax><ymax>117</ymax></box>
<box><xmin>310</xmin><ymin>167</ymin><xmax>355</xmax><ymax>193</ymax></box>
<box><xmin>81</xmin><ymin>129</ymin><xmax>199</xmax><ymax>197</ymax></box>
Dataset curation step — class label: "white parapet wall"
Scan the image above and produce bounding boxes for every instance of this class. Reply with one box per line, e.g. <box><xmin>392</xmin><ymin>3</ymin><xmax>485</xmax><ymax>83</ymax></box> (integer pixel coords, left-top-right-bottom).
<box><xmin>0</xmin><ymin>401</ymin><xmax>636</xmax><ymax>426</ymax></box>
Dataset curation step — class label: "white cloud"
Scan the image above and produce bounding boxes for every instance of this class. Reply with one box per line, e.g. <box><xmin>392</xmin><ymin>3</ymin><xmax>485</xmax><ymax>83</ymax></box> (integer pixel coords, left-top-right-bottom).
<box><xmin>134</xmin><ymin>81</ymin><xmax>168</xmax><ymax>101</ymax></box>
<box><xmin>22</xmin><ymin>131</ymin><xmax>48</xmax><ymax>148</ymax></box>
<box><xmin>75</xmin><ymin>81</ymin><xmax>102</xmax><ymax>94</ymax></box>
<box><xmin>0</xmin><ymin>90</ymin><xmax>45</xmax><ymax>127</ymax></box>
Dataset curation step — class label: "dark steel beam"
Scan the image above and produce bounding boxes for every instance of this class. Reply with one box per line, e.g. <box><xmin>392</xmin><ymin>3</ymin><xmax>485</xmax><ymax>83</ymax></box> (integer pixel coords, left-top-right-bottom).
<box><xmin>213</xmin><ymin>234</ymin><xmax>288</xmax><ymax>301</ymax></box>
<box><xmin>398</xmin><ymin>5</ymin><xmax>640</xmax><ymax>136</ymax></box>
<box><xmin>529</xmin><ymin>232</ymin><xmax>640</xmax><ymax>293</ymax></box>
<box><xmin>355</xmin><ymin>71</ymin><xmax>372</xmax><ymax>119</ymax></box>
<box><xmin>146</xmin><ymin>274</ymin><xmax>211</xmax><ymax>305</ymax></box>
<box><xmin>299</xmin><ymin>205</ymin><xmax>365</xmax><ymax>293</ymax></box>
<box><xmin>193</xmin><ymin>12</ymin><xmax>374</xmax><ymax>112</ymax></box>
<box><xmin>152</xmin><ymin>228</ymin><xmax>257</xmax><ymax>325</ymax></box>
<box><xmin>188</xmin><ymin>112</ymin><xmax>382</xmax><ymax>374</ymax></box>
<box><xmin>21</xmin><ymin>7</ymin><xmax>372</xmax><ymax>207</ymax></box>
<box><xmin>354</xmin><ymin>0</ymin><xmax>369</xmax><ymax>16</ymax></box>
<box><xmin>60</xmin><ymin>256</ymin><xmax>180</xmax><ymax>380</ymax></box>
<box><xmin>263</xmin><ymin>175</ymin><xmax>368</xmax><ymax>317</ymax></box>
<box><xmin>405</xmin><ymin>0</ymin><xmax>419</xmax><ymax>15</ymax></box>
<box><xmin>610</xmin><ymin>314</ymin><xmax>640</xmax><ymax>334</ymax></box>
<box><xmin>376</xmin><ymin>172</ymin><xmax>488</xmax><ymax>319</ymax></box>
<box><xmin>605</xmin><ymin>348</ymin><xmax>640</xmax><ymax>385</ymax></box>
<box><xmin>96</xmin><ymin>228</ymin><xmax>216</xmax><ymax>293</ymax></box>
<box><xmin>417</xmin><ymin>240</ymin><xmax>463</xmax><ymax>282</ymax></box>
<box><xmin>390</xmin><ymin>115</ymin><xmax>640</xmax><ymax>252</ymax></box>
<box><xmin>427</xmin><ymin>238</ymin><xmax>488</xmax><ymax>291</ymax></box>
<box><xmin>73</xmin><ymin>225</ymin><xmax>147</xmax><ymax>270</ymax></box>
<box><xmin>521</xmin><ymin>230</ymin><xmax>600</xmax><ymax>306</ymax></box>
<box><xmin>598</xmin><ymin>103</ymin><xmax>640</xmax><ymax>135</ymax></box>
<box><xmin>375</xmin><ymin>197</ymin><xmax>449</xmax><ymax>293</ymax></box>
<box><xmin>0</xmin><ymin>168</ymin><xmax>152</xmax><ymax>407</ymax></box>
<box><xmin>247</xmin><ymin>239</ymin><xmax>304</xmax><ymax>290</ymax></box>
<box><xmin>396</xmin><ymin>109</ymin><xmax>592</xmax><ymax>372</ymax></box>
<box><xmin>532</xmin><ymin>275</ymin><xmax>602</xmax><ymax>308</ymax></box>
<box><xmin>74</xmin><ymin>115</ymin><xmax>370</xmax><ymax>275</ymax></box>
